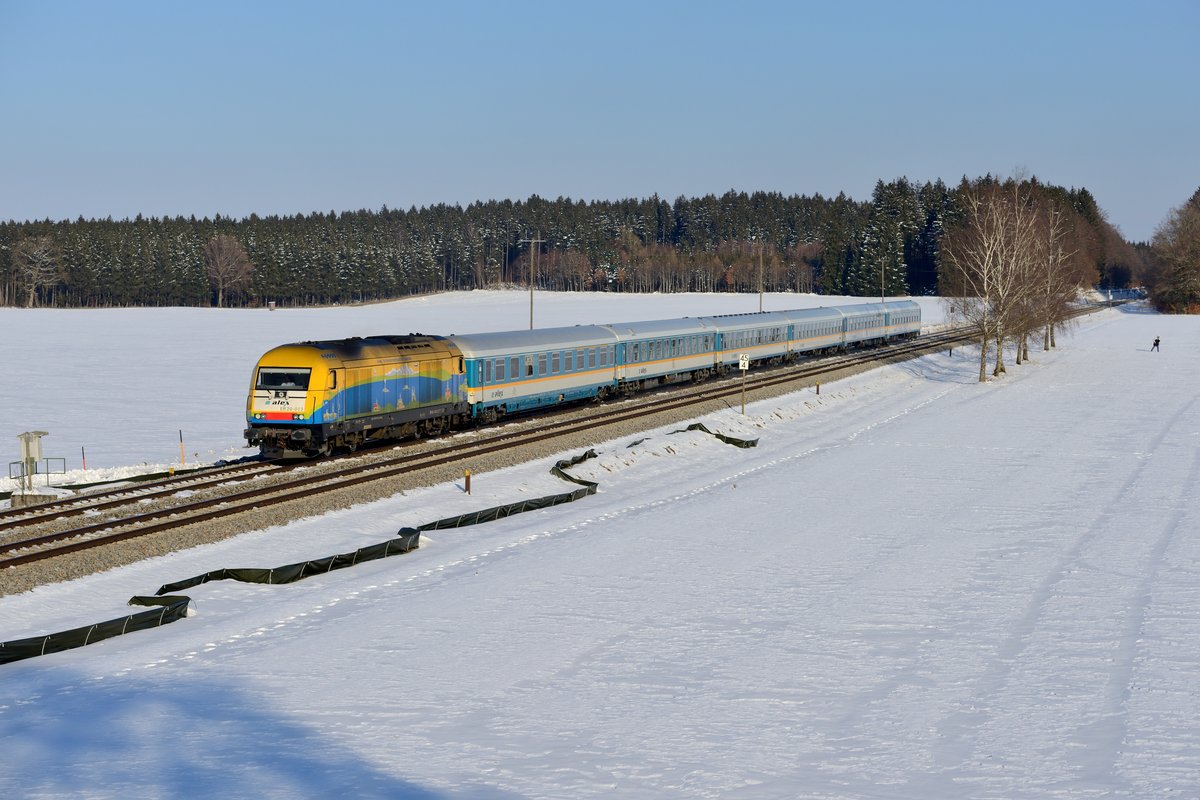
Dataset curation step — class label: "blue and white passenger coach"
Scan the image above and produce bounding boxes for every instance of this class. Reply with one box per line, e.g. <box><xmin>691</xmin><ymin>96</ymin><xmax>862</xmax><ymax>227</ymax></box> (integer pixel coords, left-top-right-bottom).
<box><xmin>449</xmin><ymin>325</ymin><xmax>619</xmax><ymax>422</ymax></box>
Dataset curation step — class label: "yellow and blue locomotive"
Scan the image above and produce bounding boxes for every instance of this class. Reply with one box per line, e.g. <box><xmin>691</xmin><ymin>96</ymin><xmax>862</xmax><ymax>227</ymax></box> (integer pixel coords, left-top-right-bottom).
<box><xmin>245</xmin><ymin>335</ymin><xmax>466</xmax><ymax>457</ymax></box>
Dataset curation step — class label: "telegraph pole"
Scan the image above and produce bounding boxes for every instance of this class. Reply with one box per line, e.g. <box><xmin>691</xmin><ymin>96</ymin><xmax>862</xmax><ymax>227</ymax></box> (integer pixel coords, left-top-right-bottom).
<box><xmin>758</xmin><ymin>242</ymin><xmax>764</xmax><ymax>312</ymax></box>
<box><xmin>518</xmin><ymin>230</ymin><xmax>544</xmax><ymax>329</ymax></box>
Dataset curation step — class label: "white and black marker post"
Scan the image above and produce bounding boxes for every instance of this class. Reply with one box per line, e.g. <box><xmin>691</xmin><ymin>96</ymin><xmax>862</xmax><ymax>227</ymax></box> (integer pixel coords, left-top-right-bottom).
<box><xmin>739</xmin><ymin>353</ymin><xmax>749</xmax><ymax>415</ymax></box>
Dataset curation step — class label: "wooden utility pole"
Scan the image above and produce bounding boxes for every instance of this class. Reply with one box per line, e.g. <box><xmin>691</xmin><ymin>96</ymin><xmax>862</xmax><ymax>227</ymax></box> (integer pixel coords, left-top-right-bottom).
<box><xmin>759</xmin><ymin>242</ymin><xmax>764</xmax><ymax>312</ymax></box>
<box><xmin>518</xmin><ymin>230</ymin><xmax>544</xmax><ymax>329</ymax></box>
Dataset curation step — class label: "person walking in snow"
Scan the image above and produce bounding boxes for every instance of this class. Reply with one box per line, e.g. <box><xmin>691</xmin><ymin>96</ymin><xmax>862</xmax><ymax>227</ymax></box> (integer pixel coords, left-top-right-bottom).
<box><xmin>1151</xmin><ymin>336</ymin><xmax>1160</xmax><ymax>351</ymax></box>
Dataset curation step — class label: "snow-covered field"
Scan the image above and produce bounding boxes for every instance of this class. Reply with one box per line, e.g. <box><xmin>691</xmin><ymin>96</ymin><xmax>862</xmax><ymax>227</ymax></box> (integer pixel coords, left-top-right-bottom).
<box><xmin>2</xmin><ymin>292</ymin><xmax>1198</xmax><ymax>799</ymax></box>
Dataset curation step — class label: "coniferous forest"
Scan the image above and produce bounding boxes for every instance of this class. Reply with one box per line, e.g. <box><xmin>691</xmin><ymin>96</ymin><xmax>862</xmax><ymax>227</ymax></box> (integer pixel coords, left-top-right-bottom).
<box><xmin>0</xmin><ymin>178</ymin><xmax>1154</xmax><ymax>310</ymax></box>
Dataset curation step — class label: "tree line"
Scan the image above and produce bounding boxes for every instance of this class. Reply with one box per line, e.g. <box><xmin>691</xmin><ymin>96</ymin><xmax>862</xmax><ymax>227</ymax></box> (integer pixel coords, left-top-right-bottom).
<box><xmin>0</xmin><ymin>179</ymin><xmax>1157</xmax><ymax>311</ymax></box>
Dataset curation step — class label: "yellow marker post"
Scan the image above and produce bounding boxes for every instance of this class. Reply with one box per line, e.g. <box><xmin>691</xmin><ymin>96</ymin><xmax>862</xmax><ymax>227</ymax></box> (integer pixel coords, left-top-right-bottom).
<box><xmin>179</xmin><ymin>429</ymin><xmax>185</xmax><ymax>466</ymax></box>
<box><xmin>465</xmin><ymin>469</ymin><xmax>471</xmax><ymax>495</ymax></box>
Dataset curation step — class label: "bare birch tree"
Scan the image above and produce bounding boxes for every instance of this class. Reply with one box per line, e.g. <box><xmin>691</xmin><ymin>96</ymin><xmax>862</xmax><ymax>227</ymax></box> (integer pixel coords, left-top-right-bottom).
<box><xmin>940</xmin><ymin>182</ymin><xmax>1041</xmax><ymax>381</ymax></box>
<box><xmin>203</xmin><ymin>234</ymin><xmax>253</xmax><ymax>307</ymax></box>
<box><xmin>1029</xmin><ymin>204</ymin><xmax>1082</xmax><ymax>352</ymax></box>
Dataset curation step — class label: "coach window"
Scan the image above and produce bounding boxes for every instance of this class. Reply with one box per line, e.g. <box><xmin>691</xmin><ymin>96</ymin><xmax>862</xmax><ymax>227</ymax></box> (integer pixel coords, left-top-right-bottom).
<box><xmin>551</xmin><ymin>352</ymin><xmax>560</xmax><ymax>373</ymax></box>
<box><xmin>484</xmin><ymin>360</ymin><xmax>492</xmax><ymax>384</ymax></box>
<box><xmin>525</xmin><ymin>356</ymin><xmax>534</xmax><ymax>377</ymax></box>
<box><xmin>477</xmin><ymin>363</ymin><xmax>484</xmax><ymax>384</ymax></box>
<box><xmin>496</xmin><ymin>358</ymin><xmax>506</xmax><ymax>382</ymax></box>
<box><xmin>538</xmin><ymin>353</ymin><xmax>547</xmax><ymax>375</ymax></box>
<box><xmin>565</xmin><ymin>350</ymin><xmax>573</xmax><ymax>371</ymax></box>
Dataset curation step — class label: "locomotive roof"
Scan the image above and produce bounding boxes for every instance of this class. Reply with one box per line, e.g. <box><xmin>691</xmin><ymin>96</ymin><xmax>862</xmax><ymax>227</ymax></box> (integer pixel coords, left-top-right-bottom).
<box><xmin>294</xmin><ymin>334</ymin><xmax>449</xmax><ymax>351</ymax></box>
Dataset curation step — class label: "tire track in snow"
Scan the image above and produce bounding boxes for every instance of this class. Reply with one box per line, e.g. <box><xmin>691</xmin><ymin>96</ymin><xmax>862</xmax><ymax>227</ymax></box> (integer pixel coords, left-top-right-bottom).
<box><xmin>930</xmin><ymin>391</ymin><xmax>1200</xmax><ymax>793</ymax></box>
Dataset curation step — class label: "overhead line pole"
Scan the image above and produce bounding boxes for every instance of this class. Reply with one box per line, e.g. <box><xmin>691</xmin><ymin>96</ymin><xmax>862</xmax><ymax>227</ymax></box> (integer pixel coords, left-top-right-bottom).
<box><xmin>518</xmin><ymin>230</ymin><xmax>544</xmax><ymax>330</ymax></box>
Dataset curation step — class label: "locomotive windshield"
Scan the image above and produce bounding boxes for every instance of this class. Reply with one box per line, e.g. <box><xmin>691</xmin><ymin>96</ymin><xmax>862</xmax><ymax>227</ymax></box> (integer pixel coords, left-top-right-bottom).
<box><xmin>256</xmin><ymin>367</ymin><xmax>311</xmax><ymax>390</ymax></box>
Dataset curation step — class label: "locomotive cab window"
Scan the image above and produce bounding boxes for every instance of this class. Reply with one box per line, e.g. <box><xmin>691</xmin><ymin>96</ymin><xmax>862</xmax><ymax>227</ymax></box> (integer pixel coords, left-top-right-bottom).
<box><xmin>257</xmin><ymin>367</ymin><xmax>311</xmax><ymax>390</ymax></box>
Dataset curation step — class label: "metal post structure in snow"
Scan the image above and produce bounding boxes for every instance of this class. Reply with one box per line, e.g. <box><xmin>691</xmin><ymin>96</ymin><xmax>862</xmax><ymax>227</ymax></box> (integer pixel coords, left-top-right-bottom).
<box><xmin>18</xmin><ymin>431</ymin><xmax>48</xmax><ymax>493</ymax></box>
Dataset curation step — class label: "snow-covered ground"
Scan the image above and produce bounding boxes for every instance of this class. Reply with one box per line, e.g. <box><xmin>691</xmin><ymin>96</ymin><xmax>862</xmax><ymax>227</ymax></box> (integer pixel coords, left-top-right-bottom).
<box><xmin>2</xmin><ymin>293</ymin><xmax>1198</xmax><ymax>799</ymax></box>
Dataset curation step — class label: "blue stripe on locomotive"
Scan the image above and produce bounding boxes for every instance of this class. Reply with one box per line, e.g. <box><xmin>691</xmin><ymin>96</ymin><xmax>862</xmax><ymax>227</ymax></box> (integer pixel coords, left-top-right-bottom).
<box><xmin>313</xmin><ymin>373</ymin><xmax>464</xmax><ymax>423</ymax></box>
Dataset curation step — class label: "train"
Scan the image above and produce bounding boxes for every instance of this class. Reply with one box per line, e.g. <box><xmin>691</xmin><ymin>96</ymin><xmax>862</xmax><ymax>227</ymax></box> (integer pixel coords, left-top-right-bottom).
<box><xmin>245</xmin><ymin>300</ymin><xmax>922</xmax><ymax>458</ymax></box>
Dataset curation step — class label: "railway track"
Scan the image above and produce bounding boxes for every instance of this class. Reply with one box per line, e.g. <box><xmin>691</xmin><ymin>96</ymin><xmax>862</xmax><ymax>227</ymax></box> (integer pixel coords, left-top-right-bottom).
<box><xmin>0</xmin><ymin>323</ymin><xmax>986</xmax><ymax>577</ymax></box>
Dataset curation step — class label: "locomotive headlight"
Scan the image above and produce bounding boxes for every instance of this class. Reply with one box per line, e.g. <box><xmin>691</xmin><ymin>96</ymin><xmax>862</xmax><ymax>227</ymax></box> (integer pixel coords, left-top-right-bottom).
<box><xmin>292</xmin><ymin>414</ymin><xmax>304</xmax><ymax>420</ymax></box>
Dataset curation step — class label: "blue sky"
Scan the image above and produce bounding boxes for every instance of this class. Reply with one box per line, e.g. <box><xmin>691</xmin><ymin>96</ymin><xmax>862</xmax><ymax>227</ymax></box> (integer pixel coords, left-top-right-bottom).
<box><xmin>1</xmin><ymin>0</ymin><xmax>1196</xmax><ymax>241</ymax></box>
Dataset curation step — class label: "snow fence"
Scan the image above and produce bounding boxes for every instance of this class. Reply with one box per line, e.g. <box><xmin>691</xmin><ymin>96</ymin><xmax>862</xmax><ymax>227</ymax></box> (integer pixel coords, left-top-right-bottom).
<box><xmin>1</xmin><ymin>425</ymin><xmax>756</xmax><ymax>666</ymax></box>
